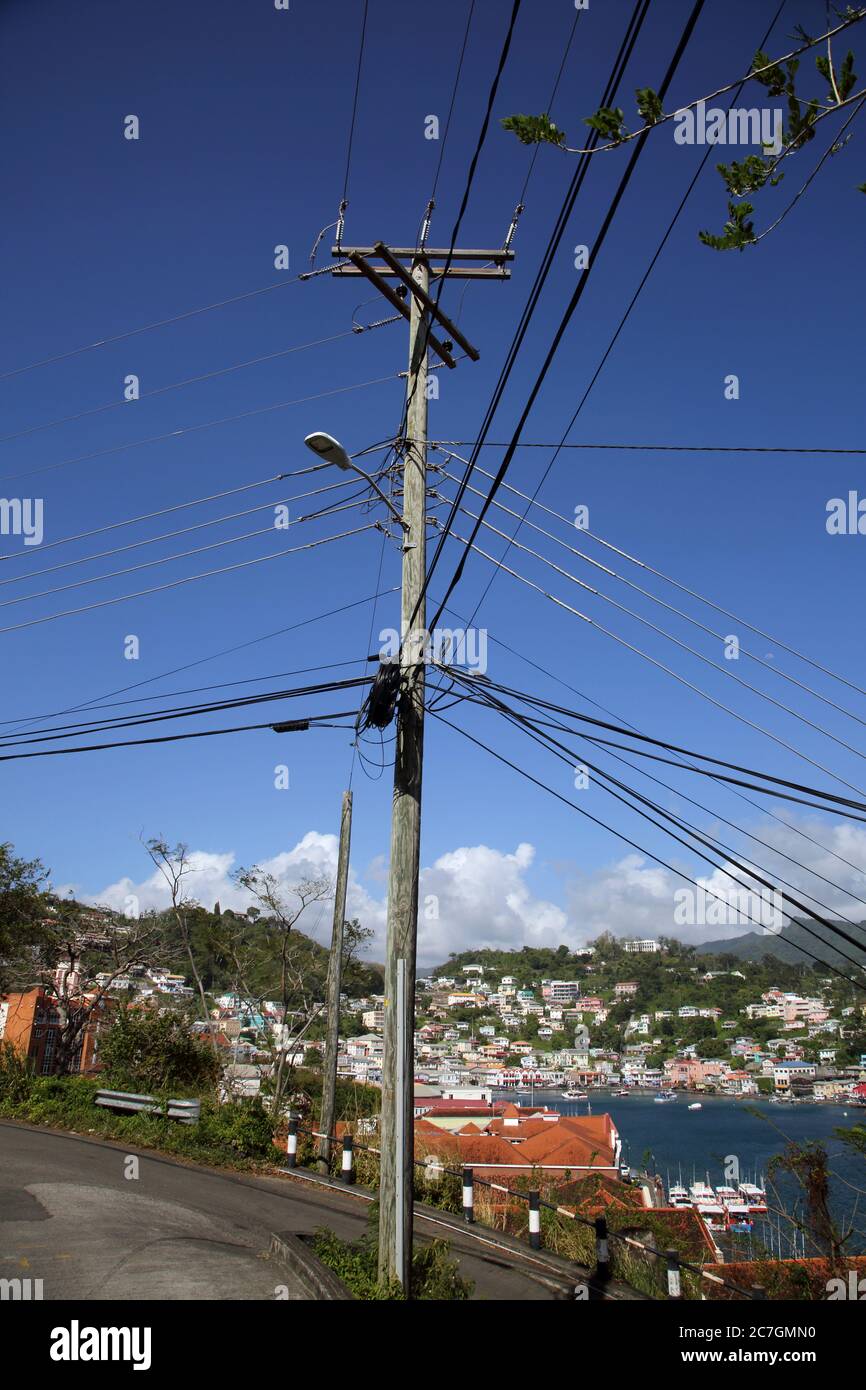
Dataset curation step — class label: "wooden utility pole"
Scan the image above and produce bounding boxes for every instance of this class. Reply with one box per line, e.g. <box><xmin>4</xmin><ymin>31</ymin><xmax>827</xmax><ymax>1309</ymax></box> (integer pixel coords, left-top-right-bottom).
<box><xmin>328</xmin><ymin>229</ymin><xmax>513</xmax><ymax>1291</ymax></box>
<box><xmin>317</xmin><ymin>787</ymin><xmax>353</xmax><ymax>1174</ymax></box>
<box><xmin>378</xmin><ymin>258</ymin><xmax>430</xmax><ymax>1287</ymax></box>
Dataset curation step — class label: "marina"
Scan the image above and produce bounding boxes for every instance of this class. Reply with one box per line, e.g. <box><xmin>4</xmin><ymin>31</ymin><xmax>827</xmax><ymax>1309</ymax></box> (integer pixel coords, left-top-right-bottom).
<box><xmin>494</xmin><ymin>1087</ymin><xmax>863</xmax><ymax>1259</ymax></box>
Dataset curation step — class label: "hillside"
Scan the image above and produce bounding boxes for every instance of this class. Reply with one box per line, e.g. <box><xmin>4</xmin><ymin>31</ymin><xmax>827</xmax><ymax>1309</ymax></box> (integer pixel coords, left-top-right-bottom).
<box><xmin>694</xmin><ymin>919</ymin><xmax>866</xmax><ymax>972</ymax></box>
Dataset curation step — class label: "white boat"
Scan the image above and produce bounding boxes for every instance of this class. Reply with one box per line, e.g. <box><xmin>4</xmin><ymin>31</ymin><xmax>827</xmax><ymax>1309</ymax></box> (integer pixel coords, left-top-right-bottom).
<box><xmin>654</xmin><ymin>1090</ymin><xmax>677</xmax><ymax>1103</ymax></box>
<box><xmin>737</xmin><ymin>1181</ymin><xmax>768</xmax><ymax>1214</ymax></box>
<box><xmin>689</xmin><ymin>1181</ymin><xmax>726</xmax><ymax>1225</ymax></box>
<box><xmin>561</xmin><ymin>1090</ymin><xmax>588</xmax><ymax>1100</ymax></box>
<box><xmin>687</xmin><ymin>1102</ymin><xmax>702</xmax><ymax>1111</ymax></box>
<box><xmin>668</xmin><ymin>1183</ymin><xmax>692</xmax><ymax>1209</ymax></box>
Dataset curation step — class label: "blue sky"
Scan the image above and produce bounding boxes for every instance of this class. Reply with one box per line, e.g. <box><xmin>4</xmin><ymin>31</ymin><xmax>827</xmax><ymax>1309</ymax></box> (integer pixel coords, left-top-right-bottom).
<box><xmin>2</xmin><ymin>0</ymin><xmax>866</xmax><ymax>965</ymax></box>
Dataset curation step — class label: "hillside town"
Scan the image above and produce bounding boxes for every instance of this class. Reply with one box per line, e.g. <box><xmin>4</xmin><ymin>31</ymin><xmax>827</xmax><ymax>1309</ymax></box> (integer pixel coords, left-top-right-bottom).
<box><xmin>5</xmin><ymin>926</ymin><xmax>864</xmax><ymax>1111</ymax></box>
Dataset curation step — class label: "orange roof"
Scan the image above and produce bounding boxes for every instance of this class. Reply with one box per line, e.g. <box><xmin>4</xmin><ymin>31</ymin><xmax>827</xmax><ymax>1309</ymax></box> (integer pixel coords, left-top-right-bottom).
<box><xmin>413</xmin><ymin>1111</ymin><xmax>618</xmax><ymax>1172</ymax></box>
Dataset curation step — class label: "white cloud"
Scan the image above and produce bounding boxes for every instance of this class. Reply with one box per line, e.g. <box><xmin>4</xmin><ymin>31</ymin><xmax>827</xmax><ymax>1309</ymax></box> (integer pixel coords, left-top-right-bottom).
<box><xmin>76</xmin><ymin>815</ymin><xmax>866</xmax><ymax>966</ymax></box>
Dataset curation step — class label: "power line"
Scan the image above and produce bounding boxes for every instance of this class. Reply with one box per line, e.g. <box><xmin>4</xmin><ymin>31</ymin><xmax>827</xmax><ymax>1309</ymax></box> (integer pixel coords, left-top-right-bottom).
<box><xmin>462</xmin><ymin>682</ymin><xmax>866</xmax><ymax>980</ymax></box>
<box><xmin>461</xmin><ymin>457</ymin><xmax>866</xmax><ymax>705</ymax></box>
<box><xmin>0</xmin><ymin>657</ymin><xmax>368</xmax><ymax>725</ymax></box>
<box><xmin>443</xmin><ymin>452</ymin><xmax>866</xmax><ymax>711</ymax></box>
<box><xmin>342</xmin><ymin>0</ymin><xmax>370</xmax><ymax>203</ymax></box>
<box><xmin>416</xmin><ymin>0</ymin><xmax>652</xmax><ymax>618</ymax></box>
<box><xmin>448</xmin><ymin>489</ymin><xmax>866</xmax><ymax>771</ymax></box>
<box><xmin>395</xmin><ymin>0</ymin><xmax>524</xmax><ymax>446</ymax></box>
<box><xmin>0</xmin><ymin>675</ymin><xmax>374</xmax><ymax>748</ymax></box>
<box><xmin>0</xmin><ymin>272</ymin><xmax>310</xmax><ymax>384</ymax></box>
<box><xmin>0</xmin><ymin>588</ymin><xmax>398</xmax><ymax>736</ymax></box>
<box><xmin>0</xmin><ymin>373</ymin><xmax>401</xmax><ymax>486</ymax></box>
<box><xmin>518</xmin><ymin>4</ymin><xmax>582</xmax><ymax>205</ymax></box>
<box><xmin>453</xmin><ymin>0</ymin><xmax>787</xmax><ymax>635</ymax></box>
<box><xmin>0</xmin><ymin>491</ymin><xmax>374</xmax><ymax>613</ymax></box>
<box><xmin>0</xmin><ymin>711</ymin><xmax>356</xmax><ymax>763</ymax></box>
<box><xmin>0</xmin><ymin>321</ymin><xmax>397</xmax><ymax>446</ymax></box>
<box><xmin>0</xmin><ymin>470</ymin><xmax>303</xmax><ymax>567</ymax></box>
<box><xmin>430</xmin><ymin>0</ymin><xmax>477</xmax><ymax>200</ymax></box>
<box><xmin>446</xmin><ymin>667</ymin><xmax>866</xmax><ymax>820</ymax></box>
<box><xmin>439</xmin><ymin>599</ymin><xmax>866</xmax><ymax>889</ymax></box>
<box><xmin>433</xmin><ymin>440</ymin><xmax>866</xmax><ymax>455</ymax></box>
<box><xmin>427</xmin><ymin>704</ymin><xmax>866</xmax><ymax>992</ymax></box>
<box><xmin>442</xmin><ymin>521</ymin><xmax>866</xmax><ymax>800</ymax></box>
<box><xmin>439</xmin><ymin>459</ymin><xmax>866</xmax><ymax>739</ymax></box>
<box><xmin>427</xmin><ymin>0</ymin><xmax>709</xmax><ymax>635</ymax></box>
<box><xmin>0</xmin><ymin>521</ymin><xmax>378</xmax><ymax>638</ymax></box>
<box><xmin>0</xmin><ymin>473</ymin><xmax>371</xmax><ymax>587</ymax></box>
<box><xmin>439</xmin><ymin>659</ymin><xmax>866</xmax><ymax>927</ymax></box>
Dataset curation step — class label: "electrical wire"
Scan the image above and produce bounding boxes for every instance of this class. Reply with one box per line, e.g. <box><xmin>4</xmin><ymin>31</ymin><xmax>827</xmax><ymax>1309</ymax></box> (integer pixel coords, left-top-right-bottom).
<box><xmin>438</xmin><ymin>599</ymin><xmax>866</xmax><ymax>888</ymax></box>
<box><xmin>449</xmin><ymin>492</ymin><xmax>866</xmax><ymax>774</ymax></box>
<box><xmin>430</xmin><ymin>0</ymin><xmax>477</xmax><ymax>200</ymax></box>
<box><xmin>426</xmin><ymin>0</ymin><xmax>708</xmax><ymax>635</ymax></box>
<box><xmin>0</xmin><ymin>373</ymin><xmax>401</xmax><ymax>486</ymax></box>
<box><xmin>518</xmin><ymin>5</ymin><xmax>583</xmax><ymax>205</ymax></box>
<box><xmin>0</xmin><ymin>522</ymin><xmax>378</xmax><ymax>638</ymax></box>
<box><xmin>0</xmin><ymin>323</ymin><xmax>397</xmax><ymax>446</ymax></box>
<box><xmin>458</xmin><ymin>680</ymin><xmax>866</xmax><ymax>979</ymax></box>
<box><xmin>0</xmin><ymin>711</ymin><xmax>357</xmax><ymax>763</ymax></box>
<box><xmin>0</xmin><ymin>491</ymin><xmax>376</xmax><ymax>612</ymax></box>
<box><xmin>415</xmin><ymin>0</ymin><xmax>653</xmax><ymax>623</ymax></box>
<box><xmin>427</xmin><ymin>705</ymin><xmax>866</xmax><ymax>992</ymax></box>
<box><xmin>1</xmin><ymin>588</ymin><xmax>399</xmax><ymax>737</ymax></box>
<box><xmin>444</xmin><ymin>667</ymin><xmax>866</xmax><ymax>819</ymax></box>
<box><xmin>440</xmin><ymin>663</ymin><xmax>866</xmax><ymax>937</ymax></box>
<box><xmin>0</xmin><ymin>675</ymin><xmax>374</xmax><ymax>748</ymax></box>
<box><xmin>432</xmin><ymin>440</ymin><xmax>866</xmax><ymax>455</ymax></box>
<box><xmin>0</xmin><ymin>472</ymin><xmax>375</xmax><ymax>588</ymax></box>
<box><xmin>0</xmin><ymin>272</ymin><xmax>310</xmax><ymax>384</ymax></box>
<box><xmin>457</xmin><ymin>0</ymin><xmax>789</xmax><ymax>635</ymax></box>
<box><xmin>442</xmin><ymin>521</ymin><xmax>866</xmax><ymax>799</ymax></box>
<box><xmin>342</xmin><ymin>0</ymin><xmax>370</xmax><ymax>203</ymax></box>
<box><xmin>441</xmin><ymin>453</ymin><xmax>866</xmax><ymax>727</ymax></box>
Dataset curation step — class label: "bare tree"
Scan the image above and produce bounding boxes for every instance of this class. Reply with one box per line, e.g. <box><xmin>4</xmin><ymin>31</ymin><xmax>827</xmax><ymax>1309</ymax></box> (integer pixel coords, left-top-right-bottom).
<box><xmin>220</xmin><ymin>866</ymin><xmax>333</xmax><ymax>1113</ymax></box>
<box><xmin>26</xmin><ymin>896</ymin><xmax>167</xmax><ymax>1076</ymax></box>
<box><xmin>143</xmin><ymin>837</ymin><xmax>217</xmax><ymax>1053</ymax></box>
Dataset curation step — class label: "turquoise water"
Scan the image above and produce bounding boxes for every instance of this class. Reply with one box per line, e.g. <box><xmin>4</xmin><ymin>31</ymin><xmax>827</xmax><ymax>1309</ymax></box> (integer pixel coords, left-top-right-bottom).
<box><xmin>498</xmin><ymin>1090</ymin><xmax>866</xmax><ymax>1256</ymax></box>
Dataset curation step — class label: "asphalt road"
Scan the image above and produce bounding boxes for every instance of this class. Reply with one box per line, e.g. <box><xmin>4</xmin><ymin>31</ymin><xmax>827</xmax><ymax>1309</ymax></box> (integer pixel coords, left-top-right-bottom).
<box><xmin>0</xmin><ymin>1121</ymin><xmax>568</xmax><ymax>1300</ymax></box>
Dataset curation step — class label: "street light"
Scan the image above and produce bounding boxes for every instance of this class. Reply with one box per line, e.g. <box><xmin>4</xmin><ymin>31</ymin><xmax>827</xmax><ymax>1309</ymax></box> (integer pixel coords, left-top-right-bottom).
<box><xmin>303</xmin><ymin>431</ymin><xmax>406</xmax><ymax>529</ymax></box>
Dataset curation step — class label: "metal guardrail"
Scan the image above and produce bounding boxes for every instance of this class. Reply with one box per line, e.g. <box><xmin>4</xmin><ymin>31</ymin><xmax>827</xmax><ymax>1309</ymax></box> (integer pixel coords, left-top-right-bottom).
<box><xmin>94</xmin><ymin>1090</ymin><xmax>201</xmax><ymax>1124</ymax></box>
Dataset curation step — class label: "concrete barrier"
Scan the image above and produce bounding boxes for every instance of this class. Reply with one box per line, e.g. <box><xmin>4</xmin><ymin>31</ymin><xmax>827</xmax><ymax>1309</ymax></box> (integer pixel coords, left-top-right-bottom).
<box><xmin>269</xmin><ymin>1232</ymin><xmax>356</xmax><ymax>1301</ymax></box>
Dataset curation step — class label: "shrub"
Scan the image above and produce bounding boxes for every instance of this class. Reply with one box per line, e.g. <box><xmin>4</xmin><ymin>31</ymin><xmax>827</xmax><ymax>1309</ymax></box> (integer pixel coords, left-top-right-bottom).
<box><xmin>99</xmin><ymin>1008</ymin><xmax>221</xmax><ymax>1096</ymax></box>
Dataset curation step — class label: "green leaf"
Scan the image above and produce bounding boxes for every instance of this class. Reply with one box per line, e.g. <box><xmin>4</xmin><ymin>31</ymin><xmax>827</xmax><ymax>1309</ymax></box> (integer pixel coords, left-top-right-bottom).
<box><xmin>635</xmin><ymin>87</ymin><xmax>664</xmax><ymax>125</ymax></box>
<box><xmin>583</xmin><ymin>105</ymin><xmax>627</xmax><ymax>143</ymax></box>
<box><xmin>500</xmin><ymin>113</ymin><xmax>566</xmax><ymax>147</ymax></box>
<box><xmin>698</xmin><ymin>199</ymin><xmax>757</xmax><ymax>252</ymax></box>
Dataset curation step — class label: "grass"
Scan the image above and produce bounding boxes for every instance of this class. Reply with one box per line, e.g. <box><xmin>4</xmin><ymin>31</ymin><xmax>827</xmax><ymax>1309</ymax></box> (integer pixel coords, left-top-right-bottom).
<box><xmin>0</xmin><ymin>1046</ymin><xmax>282</xmax><ymax>1170</ymax></box>
<box><xmin>311</xmin><ymin>1206</ymin><xmax>473</xmax><ymax>1301</ymax></box>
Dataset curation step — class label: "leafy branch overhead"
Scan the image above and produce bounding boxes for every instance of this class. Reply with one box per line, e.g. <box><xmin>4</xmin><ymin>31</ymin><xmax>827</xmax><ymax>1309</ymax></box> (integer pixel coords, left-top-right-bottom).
<box><xmin>499</xmin><ymin>5</ymin><xmax>866</xmax><ymax>252</ymax></box>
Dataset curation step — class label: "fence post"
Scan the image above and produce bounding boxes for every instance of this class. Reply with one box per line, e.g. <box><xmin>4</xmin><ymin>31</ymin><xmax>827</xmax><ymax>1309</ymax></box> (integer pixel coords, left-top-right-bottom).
<box><xmin>286</xmin><ymin>1116</ymin><xmax>298</xmax><ymax>1169</ymax></box>
<box><xmin>665</xmin><ymin>1248</ymin><xmax>682</xmax><ymax>1300</ymax></box>
<box><xmin>462</xmin><ymin>1167</ymin><xmax>474</xmax><ymax>1224</ymax></box>
<box><xmin>342</xmin><ymin>1133</ymin><xmax>355</xmax><ymax>1185</ymax></box>
<box><xmin>594</xmin><ymin>1215</ymin><xmax>610</xmax><ymax>1282</ymax></box>
<box><xmin>528</xmin><ymin>1190</ymin><xmax>541</xmax><ymax>1250</ymax></box>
